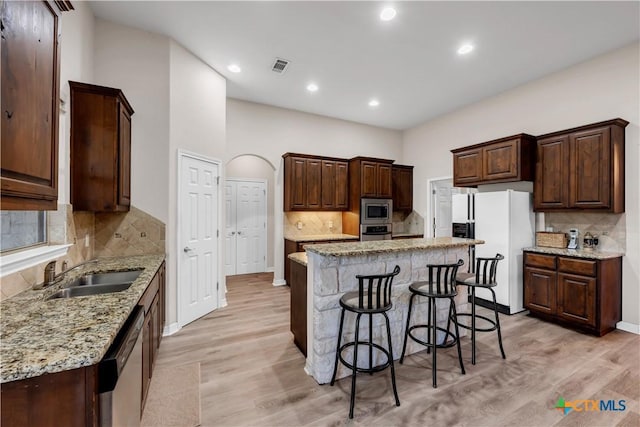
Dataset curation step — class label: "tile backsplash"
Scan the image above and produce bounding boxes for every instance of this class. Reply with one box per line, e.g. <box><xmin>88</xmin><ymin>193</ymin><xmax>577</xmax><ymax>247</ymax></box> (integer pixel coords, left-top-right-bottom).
<box><xmin>392</xmin><ymin>211</ymin><xmax>425</xmax><ymax>235</ymax></box>
<box><xmin>95</xmin><ymin>207</ymin><xmax>166</xmax><ymax>257</ymax></box>
<box><xmin>284</xmin><ymin>211</ymin><xmax>343</xmax><ymax>237</ymax></box>
<box><xmin>544</xmin><ymin>212</ymin><xmax>625</xmax><ymax>253</ymax></box>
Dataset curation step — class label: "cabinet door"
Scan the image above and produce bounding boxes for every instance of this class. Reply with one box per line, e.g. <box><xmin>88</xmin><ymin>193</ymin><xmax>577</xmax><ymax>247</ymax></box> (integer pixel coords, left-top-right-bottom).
<box><xmin>305</xmin><ymin>159</ymin><xmax>322</xmax><ymax>209</ymax></box>
<box><xmin>392</xmin><ymin>166</ymin><xmax>413</xmax><ymax>212</ymax></box>
<box><xmin>361</xmin><ymin>161</ymin><xmax>378</xmax><ymax>197</ymax></box>
<box><xmin>483</xmin><ymin>139</ymin><xmax>518</xmax><ymax>181</ymax></box>
<box><xmin>557</xmin><ymin>272</ymin><xmax>596</xmax><ymax>327</ymax></box>
<box><xmin>334</xmin><ymin>161</ymin><xmax>349</xmax><ymax>209</ymax></box>
<box><xmin>569</xmin><ymin>126</ymin><xmax>611</xmax><ymax>209</ymax></box>
<box><xmin>118</xmin><ymin>105</ymin><xmax>132</xmax><ymax>207</ymax></box>
<box><xmin>142</xmin><ymin>312</ymin><xmax>152</xmax><ymax>408</ymax></box>
<box><xmin>453</xmin><ymin>148</ymin><xmax>482</xmax><ymax>186</ymax></box>
<box><xmin>321</xmin><ymin>160</ymin><xmax>336</xmax><ymax>209</ymax></box>
<box><xmin>524</xmin><ymin>266</ymin><xmax>556</xmax><ymax>315</ymax></box>
<box><xmin>1</xmin><ymin>0</ymin><xmax>60</xmax><ymax>210</ymax></box>
<box><xmin>377</xmin><ymin>163</ymin><xmax>393</xmax><ymax>198</ymax></box>
<box><xmin>287</xmin><ymin>157</ymin><xmax>306</xmax><ymax>209</ymax></box>
<box><xmin>534</xmin><ymin>135</ymin><xmax>570</xmax><ymax>210</ymax></box>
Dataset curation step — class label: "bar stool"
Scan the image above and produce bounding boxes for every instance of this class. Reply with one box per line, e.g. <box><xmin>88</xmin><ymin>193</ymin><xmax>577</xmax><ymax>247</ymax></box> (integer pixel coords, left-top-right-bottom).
<box><xmin>330</xmin><ymin>265</ymin><xmax>401</xmax><ymax>419</ymax></box>
<box><xmin>455</xmin><ymin>253</ymin><xmax>506</xmax><ymax>365</ymax></box>
<box><xmin>399</xmin><ymin>260</ymin><xmax>465</xmax><ymax>388</ymax></box>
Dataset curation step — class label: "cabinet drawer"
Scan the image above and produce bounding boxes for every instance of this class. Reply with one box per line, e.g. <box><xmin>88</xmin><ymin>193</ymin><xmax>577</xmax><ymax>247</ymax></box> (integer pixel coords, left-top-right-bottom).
<box><xmin>558</xmin><ymin>257</ymin><xmax>597</xmax><ymax>277</ymax></box>
<box><xmin>524</xmin><ymin>252</ymin><xmax>556</xmax><ymax>269</ymax></box>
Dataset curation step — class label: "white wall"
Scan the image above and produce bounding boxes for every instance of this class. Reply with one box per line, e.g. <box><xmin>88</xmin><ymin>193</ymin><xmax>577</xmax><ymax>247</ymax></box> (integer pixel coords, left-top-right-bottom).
<box><xmin>403</xmin><ymin>42</ymin><xmax>640</xmax><ymax>328</ymax></box>
<box><xmin>168</xmin><ymin>40</ymin><xmax>227</xmax><ymax>322</ymax></box>
<box><xmin>226</xmin><ymin>155</ymin><xmax>276</xmax><ymax>269</ymax></box>
<box><xmin>59</xmin><ymin>3</ymin><xmax>95</xmax><ymax>204</ymax></box>
<box><xmin>93</xmin><ymin>19</ymin><xmax>171</xmax><ymax>224</ymax></box>
<box><xmin>226</xmin><ymin>99</ymin><xmax>403</xmax><ymax>284</ymax></box>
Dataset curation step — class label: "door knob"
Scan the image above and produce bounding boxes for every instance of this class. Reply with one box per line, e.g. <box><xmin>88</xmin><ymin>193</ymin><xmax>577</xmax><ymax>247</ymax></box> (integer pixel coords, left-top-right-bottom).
<box><xmin>230</xmin><ymin>231</ymin><xmax>236</xmax><ymax>235</ymax></box>
<box><xmin>237</xmin><ymin>231</ymin><xmax>242</xmax><ymax>235</ymax></box>
<box><xmin>183</xmin><ymin>247</ymin><xmax>194</xmax><ymax>253</ymax></box>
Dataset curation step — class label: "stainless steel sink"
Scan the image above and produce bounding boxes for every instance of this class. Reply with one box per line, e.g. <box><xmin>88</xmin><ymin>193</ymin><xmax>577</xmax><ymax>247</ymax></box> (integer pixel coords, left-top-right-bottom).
<box><xmin>47</xmin><ymin>283</ymin><xmax>133</xmax><ymax>300</ymax></box>
<box><xmin>67</xmin><ymin>269</ymin><xmax>143</xmax><ymax>287</ymax></box>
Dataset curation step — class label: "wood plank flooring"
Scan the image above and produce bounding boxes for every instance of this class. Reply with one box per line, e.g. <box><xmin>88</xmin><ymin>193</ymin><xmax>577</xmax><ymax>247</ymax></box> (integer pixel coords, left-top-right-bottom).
<box><xmin>155</xmin><ymin>273</ymin><xmax>640</xmax><ymax>426</ymax></box>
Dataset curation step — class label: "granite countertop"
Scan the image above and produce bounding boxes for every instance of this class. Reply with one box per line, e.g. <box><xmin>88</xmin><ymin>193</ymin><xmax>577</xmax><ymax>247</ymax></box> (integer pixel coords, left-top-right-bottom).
<box><xmin>288</xmin><ymin>252</ymin><xmax>308</xmax><ymax>266</ymax></box>
<box><xmin>305</xmin><ymin>237</ymin><xmax>483</xmax><ymax>257</ymax></box>
<box><xmin>0</xmin><ymin>254</ymin><xmax>165</xmax><ymax>383</ymax></box>
<box><xmin>284</xmin><ymin>233</ymin><xmax>359</xmax><ymax>243</ymax></box>
<box><xmin>523</xmin><ymin>247</ymin><xmax>624</xmax><ymax>260</ymax></box>
<box><xmin>392</xmin><ymin>232</ymin><xmax>424</xmax><ymax>238</ymax></box>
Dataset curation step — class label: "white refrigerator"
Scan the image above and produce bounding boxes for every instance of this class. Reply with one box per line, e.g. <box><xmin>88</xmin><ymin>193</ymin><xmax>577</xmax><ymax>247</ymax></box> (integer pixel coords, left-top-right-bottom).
<box><xmin>475</xmin><ymin>190</ymin><xmax>534</xmax><ymax>314</ymax></box>
<box><xmin>453</xmin><ymin>190</ymin><xmax>534</xmax><ymax>314</ymax></box>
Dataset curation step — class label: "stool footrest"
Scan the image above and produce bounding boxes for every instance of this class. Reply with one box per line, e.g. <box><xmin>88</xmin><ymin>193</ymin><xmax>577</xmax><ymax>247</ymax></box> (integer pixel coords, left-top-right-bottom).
<box><xmin>407</xmin><ymin>324</ymin><xmax>459</xmax><ymax>349</ymax></box>
<box><xmin>337</xmin><ymin>341</ymin><xmax>391</xmax><ymax>374</ymax></box>
<box><xmin>455</xmin><ymin>313</ymin><xmax>498</xmax><ymax>333</ymax></box>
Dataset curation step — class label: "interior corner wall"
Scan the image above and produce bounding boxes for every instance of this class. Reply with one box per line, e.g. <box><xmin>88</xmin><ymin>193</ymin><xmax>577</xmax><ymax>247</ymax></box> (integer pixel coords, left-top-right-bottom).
<box><xmin>402</xmin><ymin>42</ymin><xmax>640</xmax><ymax>327</ymax></box>
<box><xmin>93</xmin><ymin>19</ymin><xmax>171</xmax><ymax>224</ymax></box>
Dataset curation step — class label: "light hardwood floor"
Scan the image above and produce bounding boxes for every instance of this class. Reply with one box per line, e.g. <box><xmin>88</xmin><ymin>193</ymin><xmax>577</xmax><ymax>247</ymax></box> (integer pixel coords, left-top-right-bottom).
<box><xmin>155</xmin><ymin>273</ymin><xmax>640</xmax><ymax>426</ymax></box>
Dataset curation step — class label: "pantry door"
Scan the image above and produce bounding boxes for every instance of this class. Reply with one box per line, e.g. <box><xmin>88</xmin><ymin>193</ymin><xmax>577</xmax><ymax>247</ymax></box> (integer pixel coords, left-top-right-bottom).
<box><xmin>224</xmin><ymin>178</ymin><xmax>267</xmax><ymax>276</ymax></box>
<box><xmin>178</xmin><ymin>151</ymin><xmax>220</xmax><ymax>327</ymax></box>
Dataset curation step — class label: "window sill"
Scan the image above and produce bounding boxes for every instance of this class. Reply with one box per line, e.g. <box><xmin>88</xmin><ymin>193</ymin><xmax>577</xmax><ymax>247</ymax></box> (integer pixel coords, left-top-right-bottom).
<box><xmin>0</xmin><ymin>244</ymin><xmax>73</xmax><ymax>278</ymax></box>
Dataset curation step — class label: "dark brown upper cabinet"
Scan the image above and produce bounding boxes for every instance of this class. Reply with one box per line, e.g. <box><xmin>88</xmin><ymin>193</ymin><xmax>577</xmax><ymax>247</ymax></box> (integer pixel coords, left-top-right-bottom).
<box><xmin>392</xmin><ymin>164</ymin><xmax>414</xmax><ymax>213</ymax></box>
<box><xmin>283</xmin><ymin>153</ymin><xmax>349</xmax><ymax>211</ymax></box>
<box><xmin>0</xmin><ymin>1</ymin><xmax>69</xmax><ymax>210</ymax></box>
<box><xmin>534</xmin><ymin>119</ymin><xmax>627</xmax><ymax>213</ymax></box>
<box><xmin>70</xmin><ymin>81</ymin><xmax>134</xmax><ymax>212</ymax></box>
<box><xmin>451</xmin><ymin>134</ymin><xmax>536</xmax><ymax>187</ymax></box>
<box><xmin>350</xmin><ymin>157</ymin><xmax>394</xmax><ymax>200</ymax></box>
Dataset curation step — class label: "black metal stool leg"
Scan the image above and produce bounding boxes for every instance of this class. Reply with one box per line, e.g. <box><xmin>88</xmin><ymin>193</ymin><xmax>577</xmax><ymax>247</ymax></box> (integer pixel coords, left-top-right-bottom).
<box><xmin>383</xmin><ymin>312</ymin><xmax>400</xmax><ymax>407</ymax></box>
<box><xmin>431</xmin><ymin>297</ymin><xmax>438</xmax><ymax>388</ymax></box>
<box><xmin>450</xmin><ymin>298</ymin><xmax>465</xmax><ymax>375</ymax></box>
<box><xmin>426</xmin><ymin>294</ymin><xmax>432</xmax><ymax>354</ymax></box>
<box><xmin>490</xmin><ymin>288</ymin><xmax>506</xmax><ymax>359</ymax></box>
<box><xmin>369</xmin><ymin>313</ymin><xmax>373</xmax><ymax>374</ymax></box>
<box><xmin>349</xmin><ymin>313</ymin><xmax>362</xmax><ymax>419</ymax></box>
<box><xmin>471</xmin><ymin>287</ymin><xmax>477</xmax><ymax>365</ymax></box>
<box><xmin>331</xmin><ymin>308</ymin><xmax>346</xmax><ymax>386</ymax></box>
<box><xmin>400</xmin><ymin>293</ymin><xmax>416</xmax><ymax>363</ymax></box>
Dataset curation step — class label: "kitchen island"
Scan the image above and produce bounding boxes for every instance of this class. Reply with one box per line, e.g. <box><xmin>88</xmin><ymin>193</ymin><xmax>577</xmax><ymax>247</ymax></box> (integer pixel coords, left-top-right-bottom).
<box><xmin>303</xmin><ymin>237</ymin><xmax>482</xmax><ymax>384</ymax></box>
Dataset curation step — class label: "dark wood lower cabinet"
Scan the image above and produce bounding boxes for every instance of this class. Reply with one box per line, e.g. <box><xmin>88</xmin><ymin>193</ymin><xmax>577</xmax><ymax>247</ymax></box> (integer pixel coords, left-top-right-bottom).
<box><xmin>290</xmin><ymin>259</ymin><xmax>307</xmax><ymax>356</ymax></box>
<box><xmin>1</xmin><ymin>261</ymin><xmax>166</xmax><ymax>425</ymax></box>
<box><xmin>523</xmin><ymin>251</ymin><xmax>621</xmax><ymax>336</ymax></box>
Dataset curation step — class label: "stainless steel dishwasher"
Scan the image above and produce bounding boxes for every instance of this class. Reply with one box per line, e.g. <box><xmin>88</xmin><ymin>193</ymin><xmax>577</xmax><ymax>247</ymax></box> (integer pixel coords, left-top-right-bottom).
<box><xmin>99</xmin><ymin>306</ymin><xmax>144</xmax><ymax>427</ymax></box>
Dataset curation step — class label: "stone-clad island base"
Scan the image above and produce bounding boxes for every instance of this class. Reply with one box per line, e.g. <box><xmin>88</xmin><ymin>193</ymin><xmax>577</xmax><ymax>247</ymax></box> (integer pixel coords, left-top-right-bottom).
<box><xmin>303</xmin><ymin>237</ymin><xmax>483</xmax><ymax>384</ymax></box>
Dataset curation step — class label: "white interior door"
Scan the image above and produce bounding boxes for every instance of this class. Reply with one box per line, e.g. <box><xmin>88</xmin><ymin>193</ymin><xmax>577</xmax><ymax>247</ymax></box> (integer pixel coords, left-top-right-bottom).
<box><xmin>225</xmin><ymin>179</ymin><xmax>266</xmax><ymax>275</ymax></box>
<box><xmin>179</xmin><ymin>152</ymin><xmax>220</xmax><ymax>327</ymax></box>
<box><xmin>431</xmin><ymin>179</ymin><xmax>470</xmax><ymax>237</ymax></box>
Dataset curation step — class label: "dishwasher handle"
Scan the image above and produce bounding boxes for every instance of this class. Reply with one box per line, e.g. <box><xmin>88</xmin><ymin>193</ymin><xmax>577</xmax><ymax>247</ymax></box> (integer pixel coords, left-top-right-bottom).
<box><xmin>98</xmin><ymin>306</ymin><xmax>144</xmax><ymax>393</ymax></box>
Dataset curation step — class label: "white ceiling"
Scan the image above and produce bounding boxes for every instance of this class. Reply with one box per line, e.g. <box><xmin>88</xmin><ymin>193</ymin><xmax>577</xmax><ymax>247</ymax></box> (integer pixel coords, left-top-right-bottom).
<box><xmin>89</xmin><ymin>1</ymin><xmax>639</xmax><ymax>130</ymax></box>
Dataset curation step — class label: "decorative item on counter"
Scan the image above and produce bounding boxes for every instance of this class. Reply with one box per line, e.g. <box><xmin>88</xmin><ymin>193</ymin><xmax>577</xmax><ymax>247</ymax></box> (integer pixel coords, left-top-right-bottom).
<box><xmin>583</xmin><ymin>232</ymin><xmax>596</xmax><ymax>251</ymax></box>
<box><xmin>567</xmin><ymin>228</ymin><xmax>579</xmax><ymax>249</ymax></box>
<box><xmin>535</xmin><ymin>231</ymin><xmax>567</xmax><ymax>248</ymax></box>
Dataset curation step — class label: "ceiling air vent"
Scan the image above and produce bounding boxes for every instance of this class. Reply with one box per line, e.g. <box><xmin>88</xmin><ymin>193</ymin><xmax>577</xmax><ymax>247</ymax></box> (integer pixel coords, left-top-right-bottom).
<box><xmin>271</xmin><ymin>58</ymin><xmax>290</xmax><ymax>74</ymax></box>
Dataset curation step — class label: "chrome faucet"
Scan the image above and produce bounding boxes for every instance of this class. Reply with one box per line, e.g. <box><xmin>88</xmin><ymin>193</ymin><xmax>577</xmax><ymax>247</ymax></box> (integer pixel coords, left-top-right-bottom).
<box><xmin>34</xmin><ymin>259</ymin><xmax>96</xmax><ymax>290</ymax></box>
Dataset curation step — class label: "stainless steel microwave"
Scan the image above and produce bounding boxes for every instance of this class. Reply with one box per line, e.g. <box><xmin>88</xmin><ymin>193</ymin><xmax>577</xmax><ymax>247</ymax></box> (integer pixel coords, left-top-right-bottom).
<box><xmin>360</xmin><ymin>198</ymin><xmax>392</xmax><ymax>224</ymax></box>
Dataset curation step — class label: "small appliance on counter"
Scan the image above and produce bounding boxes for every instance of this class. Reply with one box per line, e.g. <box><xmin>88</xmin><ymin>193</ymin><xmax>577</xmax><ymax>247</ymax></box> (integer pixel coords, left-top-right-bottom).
<box><xmin>567</xmin><ymin>228</ymin><xmax>579</xmax><ymax>249</ymax></box>
<box><xmin>583</xmin><ymin>232</ymin><xmax>599</xmax><ymax>250</ymax></box>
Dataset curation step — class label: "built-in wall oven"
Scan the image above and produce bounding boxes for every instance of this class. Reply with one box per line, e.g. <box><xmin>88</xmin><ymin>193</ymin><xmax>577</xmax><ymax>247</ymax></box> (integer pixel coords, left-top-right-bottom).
<box><xmin>360</xmin><ymin>224</ymin><xmax>392</xmax><ymax>241</ymax></box>
<box><xmin>360</xmin><ymin>198</ymin><xmax>392</xmax><ymax>225</ymax></box>
<box><xmin>99</xmin><ymin>306</ymin><xmax>144</xmax><ymax>427</ymax></box>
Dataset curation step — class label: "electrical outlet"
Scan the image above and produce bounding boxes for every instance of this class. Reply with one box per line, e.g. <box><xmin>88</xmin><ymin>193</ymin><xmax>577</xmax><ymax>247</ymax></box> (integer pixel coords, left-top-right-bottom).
<box><xmin>115</xmin><ymin>233</ymin><xmax>122</xmax><ymax>238</ymax></box>
<box><xmin>296</xmin><ymin>221</ymin><xmax>303</xmax><ymax>230</ymax></box>
<box><xmin>328</xmin><ymin>221</ymin><xmax>333</xmax><ymax>229</ymax></box>
<box><xmin>140</xmin><ymin>231</ymin><xmax>147</xmax><ymax>237</ymax></box>
<box><xmin>84</xmin><ymin>235</ymin><xmax>89</xmax><ymax>248</ymax></box>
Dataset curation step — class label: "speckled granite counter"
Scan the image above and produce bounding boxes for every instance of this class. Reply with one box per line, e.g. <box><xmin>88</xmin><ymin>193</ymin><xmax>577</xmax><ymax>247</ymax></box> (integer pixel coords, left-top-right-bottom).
<box><xmin>305</xmin><ymin>237</ymin><xmax>483</xmax><ymax>257</ymax></box>
<box><xmin>288</xmin><ymin>252</ymin><xmax>308</xmax><ymax>266</ymax></box>
<box><xmin>284</xmin><ymin>233</ymin><xmax>359</xmax><ymax>243</ymax></box>
<box><xmin>1</xmin><ymin>254</ymin><xmax>165</xmax><ymax>383</ymax></box>
<box><xmin>304</xmin><ymin>237</ymin><xmax>481</xmax><ymax>384</ymax></box>
<box><xmin>523</xmin><ymin>247</ymin><xmax>624</xmax><ymax>260</ymax></box>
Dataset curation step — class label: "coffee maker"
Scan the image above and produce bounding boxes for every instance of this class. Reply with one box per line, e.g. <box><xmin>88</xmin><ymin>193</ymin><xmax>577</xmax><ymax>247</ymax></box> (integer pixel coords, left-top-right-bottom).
<box><xmin>567</xmin><ymin>228</ymin><xmax>579</xmax><ymax>249</ymax></box>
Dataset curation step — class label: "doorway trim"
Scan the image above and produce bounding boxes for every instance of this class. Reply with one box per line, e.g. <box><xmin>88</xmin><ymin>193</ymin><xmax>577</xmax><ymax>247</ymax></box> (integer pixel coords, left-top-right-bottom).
<box><xmin>176</xmin><ymin>149</ymin><xmax>224</xmax><ymax>329</ymax></box>
<box><xmin>224</xmin><ymin>177</ymin><xmax>268</xmax><ymax>276</ymax></box>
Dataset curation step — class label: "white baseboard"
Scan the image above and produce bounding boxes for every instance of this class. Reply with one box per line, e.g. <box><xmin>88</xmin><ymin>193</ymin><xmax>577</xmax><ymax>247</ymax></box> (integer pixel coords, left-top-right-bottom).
<box><xmin>220</xmin><ymin>298</ymin><xmax>228</xmax><ymax>308</ymax></box>
<box><xmin>616</xmin><ymin>321</ymin><xmax>640</xmax><ymax>335</ymax></box>
<box><xmin>266</xmin><ymin>266</ymin><xmax>275</xmax><ymax>273</ymax></box>
<box><xmin>163</xmin><ymin>322</ymin><xmax>180</xmax><ymax>337</ymax></box>
<box><xmin>273</xmin><ymin>278</ymin><xmax>287</xmax><ymax>287</ymax></box>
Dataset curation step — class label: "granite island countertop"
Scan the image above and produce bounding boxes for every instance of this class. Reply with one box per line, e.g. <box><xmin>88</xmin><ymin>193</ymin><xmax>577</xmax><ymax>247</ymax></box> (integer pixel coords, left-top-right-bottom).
<box><xmin>283</xmin><ymin>233</ymin><xmax>359</xmax><ymax>243</ymax></box>
<box><xmin>304</xmin><ymin>237</ymin><xmax>483</xmax><ymax>257</ymax></box>
<box><xmin>523</xmin><ymin>247</ymin><xmax>624</xmax><ymax>260</ymax></box>
<box><xmin>1</xmin><ymin>254</ymin><xmax>165</xmax><ymax>383</ymax></box>
<box><xmin>288</xmin><ymin>252</ymin><xmax>308</xmax><ymax>266</ymax></box>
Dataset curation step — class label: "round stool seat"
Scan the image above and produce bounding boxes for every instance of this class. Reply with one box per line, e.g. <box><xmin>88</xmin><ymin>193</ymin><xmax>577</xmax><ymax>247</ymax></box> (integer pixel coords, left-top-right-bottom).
<box><xmin>340</xmin><ymin>291</ymin><xmax>393</xmax><ymax>313</ymax></box>
<box><xmin>409</xmin><ymin>280</ymin><xmax>458</xmax><ymax>298</ymax></box>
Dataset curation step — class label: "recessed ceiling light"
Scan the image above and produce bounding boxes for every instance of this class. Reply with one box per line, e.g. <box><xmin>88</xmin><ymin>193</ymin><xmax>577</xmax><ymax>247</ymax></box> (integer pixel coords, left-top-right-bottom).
<box><xmin>227</xmin><ymin>64</ymin><xmax>242</xmax><ymax>73</ymax></box>
<box><xmin>457</xmin><ymin>44</ymin><xmax>474</xmax><ymax>55</ymax></box>
<box><xmin>380</xmin><ymin>7</ymin><xmax>397</xmax><ymax>21</ymax></box>
<box><xmin>368</xmin><ymin>99</ymin><xmax>380</xmax><ymax>107</ymax></box>
<box><xmin>306</xmin><ymin>83</ymin><xmax>319</xmax><ymax>92</ymax></box>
